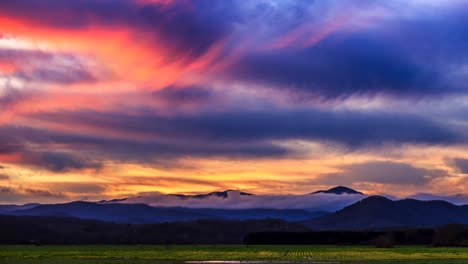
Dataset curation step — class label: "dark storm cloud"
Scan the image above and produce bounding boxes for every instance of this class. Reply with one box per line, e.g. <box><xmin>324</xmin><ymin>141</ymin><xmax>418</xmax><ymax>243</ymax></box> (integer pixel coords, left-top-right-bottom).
<box><xmin>0</xmin><ymin>134</ymin><xmax>101</xmax><ymax>172</ymax></box>
<box><xmin>22</xmin><ymin>152</ymin><xmax>102</xmax><ymax>173</ymax></box>
<box><xmin>29</xmin><ymin>108</ymin><xmax>463</xmax><ymax>148</ymax></box>
<box><xmin>226</xmin><ymin>3</ymin><xmax>468</xmax><ymax>98</ymax></box>
<box><xmin>89</xmin><ymin>138</ymin><xmax>288</xmax><ymax>161</ymax></box>
<box><xmin>2</xmin><ymin>106</ymin><xmax>454</xmax><ymax>168</ymax></box>
<box><xmin>452</xmin><ymin>158</ymin><xmax>468</xmax><ymax>174</ymax></box>
<box><xmin>0</xmin><ymin>136</ymin><xmax>23</xmax><ymax>154</ymax></box>
<box><xmin>0</xmin><ymin>107</ymin><xmax>457</xmax><ymax>167</ymax></box>
<box><xmin>0</xmin><ymin>125</ymin><xmax>288</xmax><ymax>165</ymax></box>
<box><xmin>318</xmin><ymin>161</ymin><xmax>446</xmax><ymax>186</ymax></box>
<box><xmin>230</xmin><ymin>35</ymin><xmax>440</xmax><ymax>98</ymax></box>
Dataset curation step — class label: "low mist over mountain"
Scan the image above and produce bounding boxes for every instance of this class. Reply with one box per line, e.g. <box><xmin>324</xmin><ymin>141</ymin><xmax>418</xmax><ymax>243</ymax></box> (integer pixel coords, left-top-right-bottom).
<box><xmin>169</xmin><ymin>190</ymin><xmax>254</xmax><ymax>199</ymax></box>
<box><xmin>0</xmin><ymin>186</ymin><xmax>365</xmax><ymax>224</ymax></box>
<box><xmin>99</xmin><ymin>187</ymin><xmax>366</xmax><ymax>211</ymax></box>
<box><xmin>1</xmin><ymin>186</ymin><xmax>467</xmax><ymax>228</ymax></box>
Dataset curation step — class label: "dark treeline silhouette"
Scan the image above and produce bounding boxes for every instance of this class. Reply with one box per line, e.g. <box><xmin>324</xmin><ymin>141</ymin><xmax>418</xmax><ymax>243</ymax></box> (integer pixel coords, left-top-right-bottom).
<box><xmin>0</xmin><ymin>215</ymin><xmax>307</xmax><ymax>244</ymax></box>
<box><xmin>433</xmin><ymin>224</ymin><xmax>468</xmax><ymax>247</ymax></box>
<box><xmin>1</xmin><ymin>215</ymin><xmax>467</xmax><ymax>246</ymax></box>
<box><xmin>245</xmin><ymin>225</ymin><xmax>468</xmax><ymax>247</ymax></box>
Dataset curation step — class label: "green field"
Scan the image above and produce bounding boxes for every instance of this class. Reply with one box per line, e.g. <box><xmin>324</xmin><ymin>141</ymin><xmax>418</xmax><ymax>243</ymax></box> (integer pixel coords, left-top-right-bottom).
<box><xmin>0</xmin><ymin>245</ymin><xmax>467</xmax><ymax>264</ymax></box>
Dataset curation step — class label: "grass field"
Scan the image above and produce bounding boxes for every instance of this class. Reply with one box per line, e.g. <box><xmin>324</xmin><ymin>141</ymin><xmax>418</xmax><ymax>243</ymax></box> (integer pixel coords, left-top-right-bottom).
<box><xmin>0</xmin><ymin>245</ymin><xmax>467</xmax><ymax>264</ymax></box>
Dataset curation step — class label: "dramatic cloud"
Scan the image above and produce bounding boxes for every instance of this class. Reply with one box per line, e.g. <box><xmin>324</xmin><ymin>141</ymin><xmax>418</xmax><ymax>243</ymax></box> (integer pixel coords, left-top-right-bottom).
<box><xmin>113</xmin><ymin>176</ymin><xmax>227</xmax><ymax>191</ymax></box>
<box><xmin>27</xmin><ymin>109</ymin><xmax>463</xmax><ymax>148</ymax></box>
<box><xmin>50</xmin><ymin>183</ymin><xmax>106</xmax><ymax>194</ymax></box>
<box><xmin>227</xmin><ymin>4</ymin><xmax>468</xmax><ymax>97</ymax></box>
<box><xmin>0</xmin><ymin>125</ymin><xmax>287</xmax><ymax>167</ymax></box>
<box><xmin>0</xmin><ymin>0</ymin><xmax>237</xmax><ymax>60</ymax></box>
<box><xmin>230</xmin><ymin>36</ymin><xmax>438</xmax><ymax>98</ymax></box>
<box><xmin>319</xmin><ymin>161</ymin><xmax>446</xmax><ymax>186</ymax></box>
<box><xmin>0</xmin><ymin>48</ymin><xmax>98</xmax><ymax>84</ymax></box>
<box><xmin>0</xmin><ymin>134</ymin><xmax>101</xmax><ymax>172</ymax></box>
<box><xmin>22</xmin><ymin>152</ymin><xmax>102</xmax><ymax>173</ymax></box>
<box><xmin>453</xmin><ymin>158</ymin><xmax>468</xmax><ymax>174</ymax></box>
<box><xmin>0</xmin><ymin>186</ymin><xmax>66</xmax><ymax>204</ymax></box>
<box><xmin>0</xmin><ymin>0</ymin><xmax>467</xmax><ymax>201</ymax></box>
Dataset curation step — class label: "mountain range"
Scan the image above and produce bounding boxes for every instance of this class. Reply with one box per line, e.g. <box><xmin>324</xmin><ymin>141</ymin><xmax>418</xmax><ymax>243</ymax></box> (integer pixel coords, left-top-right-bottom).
<box><xmin>98</xmin><ymin>187</ymin><xmax>365</xmax><ymax>211</ymax></box>
<box><xmin>1</xmin><ymin>186</ymin><xmax>467</xmax><ymax>229</ymax></box>
<box><xmin>6</xmin><ymin>201</ymin><xmax>328</xmax><ymax>224</ymax></box>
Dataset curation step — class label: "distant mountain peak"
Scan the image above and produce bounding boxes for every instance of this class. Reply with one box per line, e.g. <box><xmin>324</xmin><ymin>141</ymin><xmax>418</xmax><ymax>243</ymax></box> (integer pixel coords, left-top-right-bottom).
<box><xmin>359</xmin><ymin>195</ymin><xmax>393</xmax><ymax>204</ymax></box>
<box><xmin>169</xmin><ymin>190</ymin><xmax>254</xmax><ymax>199</ymax></box>
<box><xmin>312</xmin><ymin>186</ymin><xmax>364</xmax><ymax>195</ymax></box>
<box><xmin>191</xmin><ymin>190</ymin><xmax>254</xmax><ymax>199</ymax></box>
<box><xmin>98</xmin><ymin>198</ymin><xmax>128</xmax><ymax>203</ymax></box>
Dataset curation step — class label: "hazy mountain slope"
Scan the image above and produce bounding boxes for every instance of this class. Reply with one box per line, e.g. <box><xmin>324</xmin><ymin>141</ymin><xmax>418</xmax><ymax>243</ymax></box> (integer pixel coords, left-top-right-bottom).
<box><xmin>8</xmin><ymin>201</ymin><xmax>328</xmax><ymax>223</ymax></box>
<box><xmin>304</xmin><ymin>196</ymin><xmax>468</xmax><ymax>230</ymax></box>
<box><xmin>408</xmin><ymin>193</ymin><xmax>468</xmax><ymax>205</ymax></box>
<box><xmin>0</xmin><ymin>203</ymin><xmax>39</xmax><ymax>213</ymax></box>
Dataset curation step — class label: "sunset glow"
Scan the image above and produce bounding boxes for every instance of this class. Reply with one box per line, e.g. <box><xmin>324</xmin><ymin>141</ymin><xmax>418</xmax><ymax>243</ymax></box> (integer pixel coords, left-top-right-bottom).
<box><xmin>1</xmin><ymin>0</ymin><xmax>467</xmax><ymax>203</ymax></box>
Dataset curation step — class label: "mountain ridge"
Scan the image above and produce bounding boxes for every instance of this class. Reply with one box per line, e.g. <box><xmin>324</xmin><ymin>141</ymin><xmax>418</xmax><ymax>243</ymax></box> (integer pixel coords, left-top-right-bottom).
<box><xmin>5</xmin><ymin>201</ymin><xmax>328</xmax><ymax>224</ymax></box>
<box><xmin>304</xmin><ymin>195</ymin><xmax>468</xmax><ymax>230</ymax></box>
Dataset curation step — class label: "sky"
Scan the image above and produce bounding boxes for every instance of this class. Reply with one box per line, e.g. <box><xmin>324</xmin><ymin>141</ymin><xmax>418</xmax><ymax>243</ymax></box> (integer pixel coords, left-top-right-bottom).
<box><xmin>0</xmin><ymin>0</ymin><xmax>468</xmax><ymax>203</ymax></box>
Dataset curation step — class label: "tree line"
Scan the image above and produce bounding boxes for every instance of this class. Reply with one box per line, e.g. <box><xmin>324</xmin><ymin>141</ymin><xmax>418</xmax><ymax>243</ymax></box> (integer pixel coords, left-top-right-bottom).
<box><xmin>245</xmin><ymin>224</ymin><xmax>468</xmax><ymax>247</ymax></box>
<box><xmin>0</xmin><ymin>215</ymin><xmax>466</xmax><ymax>246</ymax></box>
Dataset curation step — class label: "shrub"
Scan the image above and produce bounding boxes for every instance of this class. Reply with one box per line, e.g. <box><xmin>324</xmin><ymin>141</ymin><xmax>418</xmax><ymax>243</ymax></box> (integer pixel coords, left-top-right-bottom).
<box><xmin>373</xmin><ymin>233</ymin><xmax>394</xmax><ymax>248</ymax></box>
<box><xmin>432</xmin><ymin>224</ymin><xmax>467</xmax><ymax>247</ymax></box>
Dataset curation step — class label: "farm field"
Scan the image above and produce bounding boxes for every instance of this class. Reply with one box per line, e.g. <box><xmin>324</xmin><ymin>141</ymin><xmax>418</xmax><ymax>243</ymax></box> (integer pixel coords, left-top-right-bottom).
<box><xmin>0</xmin><ymin>245</ymin><xmax>467</xmax><ymax>264</ymax></box>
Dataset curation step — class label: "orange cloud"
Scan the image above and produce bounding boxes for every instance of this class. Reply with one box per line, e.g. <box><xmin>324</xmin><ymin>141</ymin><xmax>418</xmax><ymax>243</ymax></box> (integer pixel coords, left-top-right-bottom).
<box><xmin>0</xmin><ymin>13</ymin><xmax>233</xmax><ymax>91</ymax></box>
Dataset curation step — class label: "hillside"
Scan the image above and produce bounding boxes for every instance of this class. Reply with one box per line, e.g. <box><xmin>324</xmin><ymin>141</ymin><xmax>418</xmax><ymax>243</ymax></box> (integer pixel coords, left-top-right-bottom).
<box><xmin>304</xmin><ymin>196</ymin><xmax>468</xmax><ymax>230</ymax></box>
<box><xmin>8</xmin><ymin>201</ymin><xmax>327</xmax><ymax>223</ymax></box>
